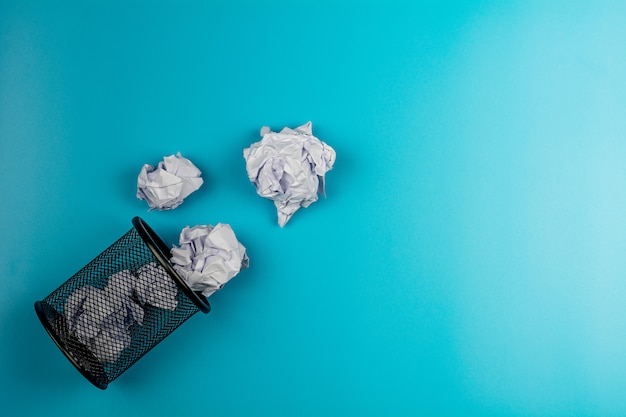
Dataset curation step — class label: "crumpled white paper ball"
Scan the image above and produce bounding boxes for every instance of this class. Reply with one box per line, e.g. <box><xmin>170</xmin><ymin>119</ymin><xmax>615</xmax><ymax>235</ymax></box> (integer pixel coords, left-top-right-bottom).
<box><xmin>243</xmin><ymin>121</ymin><xmax>336</xmax><ymax>226</ymax></box>
<box><xmin>106</xmin><ymin>269</ymin><xmax>145</xmax><ymax>325</ymax></box>
<box><xmin>136</xmin><ymin>262</ymin><xmax>179</xmax><ymax>311</ymax></box>
<box><xmin>63</xmin><ymin>264</ymin><xmax>179</xmax><ymax>364</ymax></box>
<box><xmin>170</xmin><ymin>224</ymin><xmax>249</xmax><ymax>297</ymax></box>
<box><xmin>137</xmin><ymin>152</ymin><xmax>204</xmax><ymax>210</ymax></box>
<box><xmin>64</xmin><ymin>278</ymin><xmax>139</xmax><ymax>364</ymax></box>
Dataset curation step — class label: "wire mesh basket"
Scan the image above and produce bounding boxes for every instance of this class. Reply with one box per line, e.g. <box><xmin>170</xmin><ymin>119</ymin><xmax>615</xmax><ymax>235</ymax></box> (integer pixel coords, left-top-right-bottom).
<box><xmin>34</xmin><ymin>217</ymin><xmax>210</xmax><ymax>389</ymax></box>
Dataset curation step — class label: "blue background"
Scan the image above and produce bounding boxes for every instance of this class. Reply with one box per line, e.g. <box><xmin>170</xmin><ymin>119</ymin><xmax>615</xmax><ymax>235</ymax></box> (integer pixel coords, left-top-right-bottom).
<box><xmin>1</xmin><ymin>0</ymin><xmax>626</xmax><ymax>415</ymax></box>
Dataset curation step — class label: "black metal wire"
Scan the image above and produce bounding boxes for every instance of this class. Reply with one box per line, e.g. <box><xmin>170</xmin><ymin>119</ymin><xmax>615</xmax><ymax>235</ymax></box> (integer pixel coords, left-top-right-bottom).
<box><xmin>35</xmin><ymin>217</ymin><xmax>210</xmax><ymax>389</ymax></box>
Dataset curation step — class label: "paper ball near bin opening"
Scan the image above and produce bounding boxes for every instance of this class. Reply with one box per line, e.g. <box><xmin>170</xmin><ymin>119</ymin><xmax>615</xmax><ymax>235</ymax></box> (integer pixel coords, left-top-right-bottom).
<box><xmin>34</xmin><ymin>217</ymin><xmax>210</xmax><ymax>390</ymax></box>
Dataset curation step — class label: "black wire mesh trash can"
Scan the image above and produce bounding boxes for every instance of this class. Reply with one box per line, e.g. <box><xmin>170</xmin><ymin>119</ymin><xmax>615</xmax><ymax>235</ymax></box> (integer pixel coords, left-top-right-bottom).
<box><xmin>34</xmin><ymin>217</ymin><xmax>210</xmax><ymax>389</ymax></box>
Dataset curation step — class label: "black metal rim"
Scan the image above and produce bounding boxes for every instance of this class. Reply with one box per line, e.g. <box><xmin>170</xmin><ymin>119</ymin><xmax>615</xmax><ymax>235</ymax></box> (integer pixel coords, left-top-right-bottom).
<box><xmin>34</xmin><ymin>301</ymin><xmax>108</xmax><ymax>390</ymax></box>
<box><xmin>132</xmin><ymin>216</ymin><xmax>211</xmax><ymax>314</ymax></box>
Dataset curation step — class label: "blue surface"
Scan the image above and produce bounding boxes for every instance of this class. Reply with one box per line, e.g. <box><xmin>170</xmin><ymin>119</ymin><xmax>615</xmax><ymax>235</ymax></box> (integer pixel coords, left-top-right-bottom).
<box><xmin>2</xmin><ymin>0</ymin><xmax>626</xmax><ymax>415</ymax></box>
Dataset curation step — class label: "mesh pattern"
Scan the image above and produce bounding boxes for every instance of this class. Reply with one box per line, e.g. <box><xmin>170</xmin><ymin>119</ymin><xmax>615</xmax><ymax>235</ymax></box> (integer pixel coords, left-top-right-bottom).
<box><xmin>35</xmin><ymin>224</ymin><xmax>207</xmax><ymax>389</ymax></box>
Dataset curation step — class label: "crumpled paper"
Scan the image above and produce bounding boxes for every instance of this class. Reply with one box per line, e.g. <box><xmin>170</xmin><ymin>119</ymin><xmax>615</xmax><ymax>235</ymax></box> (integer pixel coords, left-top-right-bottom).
<box><xmin>170</xmin><ymin>224</ymin><xmax>249</xmax><ymax>297</ymax></box>
<box><xmin>243</xmin><ymin>121</ymin><xmax>336</xmax><ymax>226</ymax></box>
<box><xmin>137</xmin><ymin>152</ymin><xmax>203</xmax><ymax>210</ymax></box>
<box><xmin>64</xmin><ymin>275</ymin><xmax>139</xmax><ymax>363</ymax></box>
<box><xmin>106</xmin><ymin>270</ymin><xmax>145</xmax><ymax>325</ymax></box>
<box><xmin>64</xmin><ymin>264</ymin><xmax>179</xmax><ymax>363</ymax></box>
<box><xmin>136</xmin><ymin>262</ymin><xmax>178</xmax><ymax>310</ymax></box>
